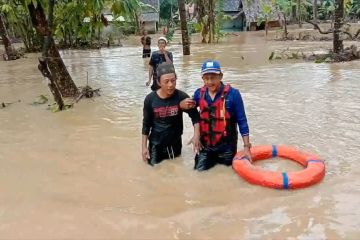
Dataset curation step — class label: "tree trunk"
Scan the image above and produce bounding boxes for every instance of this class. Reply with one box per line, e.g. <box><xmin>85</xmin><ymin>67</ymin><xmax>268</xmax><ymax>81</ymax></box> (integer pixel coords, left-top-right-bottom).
<box><xmin>197</xmin><ymin>1</ymin><xmax>208</xmax><ymax>43</ymax></box>
<box><xmin>283</xmin><ymin>13</ymin><xmax>288</xmax><ymax>39</ymax></box>
<box><xmin>28</xmin><ymin>1</ymin><xmax>79</xmax><ymax>98</ymax></box>
<box><xmin>208</xmin><ymin>0</ymin><xmax>215</xmax><ymax>43</ymax></box>
<box><xmin>178</xmin><ymin>0</ymin><xmax>190</xmax><ymax>55</ymax></box>
<box><xmin>291</xmin><ymin>2</ymin><xmax>297</xmax><ymax>22</ymax></box>
<box><xmin>313</xmin><ymin>0</ymin><xmax>318</xmax><ymax>22</ymax></box>
<box><xmin>297</xmin><ymin>0</ymin><xmax>302</xmax><ymax>28</ymax></box>
<box><xmin>0</xmin><ymin>14</ymin><xmax>18</xmax><ymax>61</ymax></box>
<box><xmin>333</xmin><ymin>0</ymin><xmax>344</xmax><ymax>54</ymax></box>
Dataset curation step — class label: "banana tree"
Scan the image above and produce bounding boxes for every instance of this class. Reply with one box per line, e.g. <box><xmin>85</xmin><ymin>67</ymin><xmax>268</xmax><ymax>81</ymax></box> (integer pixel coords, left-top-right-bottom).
<box><xmin>54</xmin><ymin>1</ymin><xmax>87</xmax><ymax>47</ymax></box>
<box><xmin>111</xmin><ymin>0</ymin><xmax>151</xmax><ymax>34</ymax></box>
<box><xmin>1</xmin><ymin>0</ymin><xmax>41</xmax><ymax>51</ymax></box>
<box><xmin>190</xmin><ymin>0</ymin><xmax>217</xmax><ymax>43</ymax></box>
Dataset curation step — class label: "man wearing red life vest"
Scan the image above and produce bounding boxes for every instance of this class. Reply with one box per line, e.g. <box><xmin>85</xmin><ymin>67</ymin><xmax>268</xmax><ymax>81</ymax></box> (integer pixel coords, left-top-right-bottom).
<box><xmin>181</xmin><ymin>60</ymin><xmax>252</xmax><ymax>171</ymax></box>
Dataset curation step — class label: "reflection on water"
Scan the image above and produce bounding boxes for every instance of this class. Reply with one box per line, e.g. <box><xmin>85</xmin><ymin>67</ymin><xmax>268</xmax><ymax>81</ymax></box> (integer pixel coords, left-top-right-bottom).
<box><xmin>1</xmin><ymin>33</ymin><xmax>360</xmax><ymax>239</ymax></box>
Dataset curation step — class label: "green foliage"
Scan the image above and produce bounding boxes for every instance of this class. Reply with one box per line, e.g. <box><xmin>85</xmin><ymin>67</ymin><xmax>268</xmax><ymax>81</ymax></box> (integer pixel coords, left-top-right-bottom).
<box><xmin>214</xmin><ymin>13</ymin><xmax>231</xmax><ymax>42</ymax></box>
<box><xmin>348</xmin><ymin>0</ymin><xmax>360</xmax><ymax>17</ymax></box>
<box><xmin>0</xmin><ymin>1</ymin><xmax>41</xmax><ymax>51</ymax></box>
<box><xmin>319</xmin><ymin>0</ymin><xmax>335</xmax><ymax>19</ymax></box>
<box><xmin>160</xmin><ymin>0</ymin><xmax>178</xmax><ymax>20</ymax></box>
<box><xmin>165</xmin><ymin>28</ymin><xmax>175</xmax><ymax>42</ymax></box>
<box><xmin>1</xmin><ymin>0</ymin><xmax>146</xmax><ymax>48</ymax></box>
<box><xmin>257</xmin><ymin>0</ymin><xmax>276</xmax><ymax>25</ymax></box>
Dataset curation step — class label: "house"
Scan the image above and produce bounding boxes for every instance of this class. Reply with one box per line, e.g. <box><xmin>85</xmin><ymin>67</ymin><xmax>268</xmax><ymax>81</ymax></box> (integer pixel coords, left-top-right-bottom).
<box><xmin>140</xmin><ymin>0</ymin><xmax>160</xmax><ymax>33</ymax></box>
<box><xmin>222</xmin><ymin>0</ymin><xmax>246</xmax><ymax>31</ymax></box>
<box><xmin>241</xmin><ymin>0</ymin><xmax>280</xmax><ymax>31</ymax></box>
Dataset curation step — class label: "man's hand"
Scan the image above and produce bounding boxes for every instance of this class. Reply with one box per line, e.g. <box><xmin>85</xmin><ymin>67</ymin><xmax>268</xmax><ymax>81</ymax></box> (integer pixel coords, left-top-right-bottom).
<box><xmin>159</xmin><ymin>47</ymin><xmax>166</xmax><ymax>54</ymax></box>
<box><xmin>142</xmin><ymin>147</ymin><xmax>150</xmax><ymax>162</ymax></box>
<box><xmin>180</xmin><ymin>98</ymin><xmax>196</xmax><ymax>110</ymax></box>
<box><xmin>243</xmin><ymin>147</ymin><xmax>252</xmax><ymax>162</ymax></box>
<box><xmin>188</xmin><ymin>135</ymin><xmax>202</xmax><ymax>154</ymax></box>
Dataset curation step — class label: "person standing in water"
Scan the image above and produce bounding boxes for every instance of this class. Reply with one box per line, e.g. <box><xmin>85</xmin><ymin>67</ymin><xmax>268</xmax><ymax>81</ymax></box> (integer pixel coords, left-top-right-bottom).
<box><xmin>180</xmin><ymin>60</ymin><xmax>251</xmax><ymax>171</ymax></box>
<box><xmin>141</xmin><ymin>30</ymin><xmax>151</xmax><ymax>58</ymax></box>
<box><xmin>146</xmin><ymin>37</ymin><xmax>173</xmax><ymax>91</ymax></box>
<box><xmin>142</xmin><ymin>63</ymin><xmax>201</xmax><ymax>166</ymax></box>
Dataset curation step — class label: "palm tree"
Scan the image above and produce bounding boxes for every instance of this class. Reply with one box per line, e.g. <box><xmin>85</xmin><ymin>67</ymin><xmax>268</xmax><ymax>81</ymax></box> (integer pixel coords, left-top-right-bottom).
<box><xmin>178</xmin><ymin>0</ymin><xmax>190</xmax><ymax>54</ymax></box>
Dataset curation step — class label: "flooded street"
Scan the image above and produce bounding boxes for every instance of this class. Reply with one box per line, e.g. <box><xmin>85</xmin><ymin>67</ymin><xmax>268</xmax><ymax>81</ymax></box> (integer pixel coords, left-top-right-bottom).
<box><xmin>1</xmin><ymin>32</ymin><xmax>360</xmax><ymax>239</ymax></box>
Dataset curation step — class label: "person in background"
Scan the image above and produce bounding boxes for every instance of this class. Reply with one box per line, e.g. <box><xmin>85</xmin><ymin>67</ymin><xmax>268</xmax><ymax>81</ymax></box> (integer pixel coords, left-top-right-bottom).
<box><xmin>146</xmin><ymin>37</ymin><xmax>173</xmax><ymax>91</ymax></box>
<box><xmin>141</xmin><ymin>30</ymin><xmax>151</xmax><ymax>58</ymax></box>
<box><xmin>142</xmin><ymin>63</ymin><xmax>201</xmax><ymax>166</ymax></box>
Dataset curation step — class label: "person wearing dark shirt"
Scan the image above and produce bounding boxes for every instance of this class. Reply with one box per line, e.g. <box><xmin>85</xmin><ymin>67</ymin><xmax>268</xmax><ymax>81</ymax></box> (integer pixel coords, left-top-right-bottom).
<box><xmin>180</xmin><ymin>60</ymin><xmax>251</xmax><ymax>171</ymax></box>
<box><xmin>141</xmin><ymin>30</ymin><xmax>151</xmax><ymax>58</ymax></box>
<box><xmin>146</xmin><ymin>37</ymin><xmax>173</xmax><ymax>91</ymax></box>
<box><xmin>142</xmin><ymin>63</ymin><xmax>201</xmax><ymax>165</ymax></box>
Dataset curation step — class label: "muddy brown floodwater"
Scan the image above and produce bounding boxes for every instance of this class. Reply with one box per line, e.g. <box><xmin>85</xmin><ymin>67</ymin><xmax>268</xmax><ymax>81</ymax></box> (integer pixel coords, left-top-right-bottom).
<box><xmin>1</xmin><ymin>31</ymin><xmax>360</xmax><ymax>239</ymax></box>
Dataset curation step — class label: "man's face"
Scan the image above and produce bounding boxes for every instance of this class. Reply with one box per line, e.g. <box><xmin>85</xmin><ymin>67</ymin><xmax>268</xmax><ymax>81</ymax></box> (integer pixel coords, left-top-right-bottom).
<box><xmin>158</xmin><ymin>40</ymin><xmax>167</xmax><ymax>51</ymax></box>
<box><xmin>158</xmin><ymin>73</ymin><xmax>176</xmax><ymax>96</ymax></box>
<box><xmin>202</xmin><ymin>73</ymin><xmax>222</xmax><ymax>92</ymax></box>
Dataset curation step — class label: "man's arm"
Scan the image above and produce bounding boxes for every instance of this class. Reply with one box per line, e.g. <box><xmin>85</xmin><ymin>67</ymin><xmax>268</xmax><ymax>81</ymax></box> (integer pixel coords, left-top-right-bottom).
<box><xmin>142</xmin><ymin>96</ymin><xmax>153</xmax><ymax>162</ymax></box>
<box><xmin>179</xmin><ymin>91</ymin><xmax>201</xmax><ymax>153</ymax></box>
<box><xmin>164</xmin><ymin>51</ymin><xmax>172</xmax><ymax>63</ymax></box>
<box><xmin>232</xmin><ymin>89</ymin><xmax>252</xmax><ymax>161</ymax></box>
<box><xmin>142</xmin><ymin>135</ymin><xmax>149</xmax><ymax>162</ymax></box>
<box><xmin>146</xmin><ymin>65</ymin><xmax>153</xmax><ymax>86</ymax></box>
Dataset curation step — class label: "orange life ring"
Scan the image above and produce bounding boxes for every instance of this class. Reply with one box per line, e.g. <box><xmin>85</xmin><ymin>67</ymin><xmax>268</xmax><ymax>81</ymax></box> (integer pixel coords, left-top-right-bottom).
<box><xmin>232</xmin><ymin>145</ymin><xmax>325</xmax><ymax>189</ymax></box>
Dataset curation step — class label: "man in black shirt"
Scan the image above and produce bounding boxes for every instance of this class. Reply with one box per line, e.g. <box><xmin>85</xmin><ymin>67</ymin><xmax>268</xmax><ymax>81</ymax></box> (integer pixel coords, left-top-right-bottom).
<box><xmin>142</xmin><ymin>63</ymin><xmax>200</xmax><ymax>165</ymax></box>
<box><xmin>146</xmin><ymin>37</ymin><xmax>173</xmax><ymax>91</ymax></box>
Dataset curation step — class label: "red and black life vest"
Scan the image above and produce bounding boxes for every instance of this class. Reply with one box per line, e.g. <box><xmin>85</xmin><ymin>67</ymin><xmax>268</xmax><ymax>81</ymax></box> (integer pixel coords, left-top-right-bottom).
<box><xmin>199</xmin><ymin>84</ymin><xmax>236</xmax><ymax>146</ymax></box>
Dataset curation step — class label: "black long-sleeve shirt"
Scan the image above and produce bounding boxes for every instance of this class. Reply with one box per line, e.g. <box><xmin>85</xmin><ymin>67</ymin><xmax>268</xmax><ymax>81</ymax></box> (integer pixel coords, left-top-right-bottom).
<box><xmin>142</xmin><ymin>90</ymin><xmax>200</xmax><ymax>146</ymax></box>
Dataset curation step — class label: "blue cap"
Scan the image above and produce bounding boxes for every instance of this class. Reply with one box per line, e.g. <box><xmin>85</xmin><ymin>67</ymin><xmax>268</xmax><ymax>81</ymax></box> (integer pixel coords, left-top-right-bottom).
<box><xmin>201</xmin><ymin>60</ymin><xmax>222</xmax><ymax>75</ymax></box>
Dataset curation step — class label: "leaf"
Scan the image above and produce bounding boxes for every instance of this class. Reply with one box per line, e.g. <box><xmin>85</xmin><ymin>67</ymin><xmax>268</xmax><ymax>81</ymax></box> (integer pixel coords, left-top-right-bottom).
<box><xmin>1</xmin><ymin>4</ymin><xmax>13</xmax><ymax>13</ymax></box>
<box><xmin>32</xmin><ymin>95</ymin><xmax>49</xmax><ymax>105</ymax></box>
<box><xmin>48</xmin><ymin>103</ymin><xmax>60</xmax><ymax>112</ymax></box>
<box><xmin>269</xmin><ymin>51</ymin><xmax>275</xmax><ymax>60</ymax></box>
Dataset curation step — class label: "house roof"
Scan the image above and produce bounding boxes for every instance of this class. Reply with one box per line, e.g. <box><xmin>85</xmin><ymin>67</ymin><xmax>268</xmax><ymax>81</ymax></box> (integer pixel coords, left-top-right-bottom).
<box><xmin>141</xmin><ymin>0</ymin><xmax>159</xmax><ymax>10</ymax></box>
<box><xmin>223</xmin><ymin>0</ymin><xmax>242</xmax><ymax>12</ymax></box>
<box><xmin>140</xmin><ymin>12</ymin><xmax>159</xmax><ymax>22</ymax></box>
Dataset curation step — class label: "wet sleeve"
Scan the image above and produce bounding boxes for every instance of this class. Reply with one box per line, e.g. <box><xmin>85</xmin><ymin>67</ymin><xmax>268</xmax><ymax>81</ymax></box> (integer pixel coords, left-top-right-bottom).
<box><xmin>232</xmin><ymin>89</ymin><xmax>249</xmax><ymax>136</ymax></box>
<box><xmin>179</xmin><ymin>91</ymin><xmax>200</xmax><ymax>125</ymax></box>
<box><xmin>169</xmin><ymin>52</ymin><xmax>173</xmax><ymax>62</ymax></box>
<box><xmin>142</xmin><ymin>95</ymin><xmax>153</xmax><ymax>135</ymax></box>
<box><xmin>149</xmin><ymin>53</ymin><xmax>156</xmax><ymax>67</ymax></box>
<box><xmin>193</xmin><ymin>88</ymin><xmax>201</xmax><ymax>107</ymax></box>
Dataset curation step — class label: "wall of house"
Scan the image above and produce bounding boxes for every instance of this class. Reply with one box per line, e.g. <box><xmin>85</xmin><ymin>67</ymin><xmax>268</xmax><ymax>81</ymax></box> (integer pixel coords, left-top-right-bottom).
<box><xmin>144</xmin><ymin>21</ymin><xmax>157</xmax><ymax>34</ymax></box>
<box><xmin>223</xmin><ymin>19</ymin><xmax>245</xmax><ymax>30</ymax></box>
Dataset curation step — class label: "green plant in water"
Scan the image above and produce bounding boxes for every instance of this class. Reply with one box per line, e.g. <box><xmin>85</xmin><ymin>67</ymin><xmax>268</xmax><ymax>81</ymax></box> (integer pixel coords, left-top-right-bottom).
<box><xmin>165</xmin><ymin>28</ymin><xmax>175</xmax><ymax>42</ymax></box>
